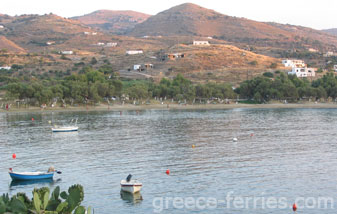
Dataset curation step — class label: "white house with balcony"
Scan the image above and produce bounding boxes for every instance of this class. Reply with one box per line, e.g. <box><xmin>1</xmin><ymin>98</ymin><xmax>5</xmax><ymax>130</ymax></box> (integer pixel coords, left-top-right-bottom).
<box><xmin>282</xmin><ymin>59</ymin><xmax>306</xmax><ymax>68</ymax></box>
<box><xmin>193</xmin><ymin>41</ymin><xmax>210</xmax><ymax>46</ymax></box>
<box><xmin>288</xmin><ymin>67</ymin><xmax>316</xmax><ymax>78</ymax></box>
<box><xmin>334</xmin><ymin>65</ymin><xmax>337</xmax><ymax>72</ymax></box>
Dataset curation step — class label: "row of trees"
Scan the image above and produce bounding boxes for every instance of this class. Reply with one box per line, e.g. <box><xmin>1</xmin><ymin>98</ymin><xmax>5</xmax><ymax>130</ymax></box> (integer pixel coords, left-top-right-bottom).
<box><xmin>236</xmin><ymin>72</ymin><xmax>336</xmax><ymax>102</ymax></box>
<box><xmin>3</xmin><ymin>65</ymin><xmax>337</xmax><ymax>105</ymax></box>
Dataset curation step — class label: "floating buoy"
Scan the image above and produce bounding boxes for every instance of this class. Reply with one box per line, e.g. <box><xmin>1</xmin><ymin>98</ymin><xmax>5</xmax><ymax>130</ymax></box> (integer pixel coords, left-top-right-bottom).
<box><xmin>293</xmin><ymin>203</ymin><xmax>297</xmax><ymax>212</ymax></box>
<box><xmin>166</xmin><ymin>169</ymin><xmax>170</xmax><ymax>175</ymax></box>
<box><xmin>120</xmin><ymin>111</ymin><xmax>122</xmax><ymax>115</ymax></box>
<box><xmin>233</xmin><ymin>137</ymin><xmax>238</xmax><ymax>142</ymax></box>
<box><xmin>250</xmin><ymin>133</ymin><xmax>254</xmax><ymax>137</ymax></box>
<box><xmin>48</xmin><ymin>120</ymin><xmax>51</xmax><ymax>124</ymax></box>
<box><xmin>192</xmin><ymin>144</ymin><xmax>195</xmax><ymax>148</ymax></box>
<box><xmin>12</xmin><ymin>153</ymin><xmax>16</xmax><ymax>159</ymax></box>
<box><xmin>31</xmin><ymin>118</ymin><xmax>34</xmax><ymax>121</ymax></box>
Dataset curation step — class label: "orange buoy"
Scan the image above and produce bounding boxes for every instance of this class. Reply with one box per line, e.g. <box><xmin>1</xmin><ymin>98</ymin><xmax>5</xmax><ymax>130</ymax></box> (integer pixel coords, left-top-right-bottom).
<box><xmin>293</xmin><ymin>203</ymin><xmax>297</xmax><ymax>212</ymax></box>
<box><xmin>192</xmin><ymin>144</ymin><xmax>195</xmax><ymax>148</ymax></box>
<box><xmin>166</xmin><ymin>169</ymin><xmax>170</xmax><ymax>175</ymax></box>
<box><xmin>12</xmin><ymin>153</ymin><xmax>16</xmax><ymax>159</ymax></box>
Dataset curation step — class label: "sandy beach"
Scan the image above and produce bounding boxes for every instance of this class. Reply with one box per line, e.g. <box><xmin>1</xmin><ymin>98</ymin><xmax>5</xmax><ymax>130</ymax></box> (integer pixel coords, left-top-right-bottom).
<box><xmin>1</xmin><ymin>102</ymin><xmax>337</xmax><ymax>113</ymax></box>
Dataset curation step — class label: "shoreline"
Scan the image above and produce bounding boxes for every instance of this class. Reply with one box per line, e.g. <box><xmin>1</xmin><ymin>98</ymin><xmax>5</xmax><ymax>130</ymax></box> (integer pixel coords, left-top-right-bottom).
<box><xmin>1</xmin><ymin>102</ymin><xmax>337</xmax><ymax>113</ymax></box>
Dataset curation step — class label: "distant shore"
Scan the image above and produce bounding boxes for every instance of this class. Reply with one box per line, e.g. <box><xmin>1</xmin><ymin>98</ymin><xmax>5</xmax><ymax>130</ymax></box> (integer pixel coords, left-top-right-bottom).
<box><xmin>1</xmin><ymin>102</ymin><xmax>337</xmax><ymax>113</ymax></box>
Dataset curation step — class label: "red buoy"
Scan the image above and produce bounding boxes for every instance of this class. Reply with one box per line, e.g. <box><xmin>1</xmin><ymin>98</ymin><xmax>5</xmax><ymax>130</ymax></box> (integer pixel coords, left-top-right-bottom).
<box><xmin>250</xmin><ymin>133</ymin><xmax>254</xmax><ymax>137</ymax></box>
<box><xmin>166</xmin><ymin>169</ymin><xmax>170</xmax><ymax>175</ymax></box>
<box><xmin>12</xmin><ymin>153</ymin><xmax>16</xmax><ymax>159</ymax></box>
<box><xmin>31</xmin><ymin>118</ymin><xmax>34</xmax><ymax>121</ymax></box>
<box><xmin>293</xmin><ymin>203</ymin><xmax>297</xmax><ymax>212</ymax></box>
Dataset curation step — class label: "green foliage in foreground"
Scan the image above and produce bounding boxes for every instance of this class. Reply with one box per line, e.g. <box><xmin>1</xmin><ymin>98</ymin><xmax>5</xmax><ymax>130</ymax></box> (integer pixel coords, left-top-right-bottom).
<box><xmin>0</xmin><ymin>184</ymin><xmax>91</xmax><ymax>214</ymax></box>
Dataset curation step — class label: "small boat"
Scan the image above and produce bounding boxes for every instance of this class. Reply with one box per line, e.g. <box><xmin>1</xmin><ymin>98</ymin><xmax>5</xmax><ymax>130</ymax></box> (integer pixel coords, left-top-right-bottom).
<box><xmin>51</xmin><ymin>126</ymin><xmax>78</xmax><ymax>132</ymax></box>
<box><xmin>51</xmin><ymin>118</ymin><xmax>78</xmax><ymax>132</ymax></box>
<box><xmin>9</xmin><ymin>167</ymin><xmax>61</xmax><ymax>181</ymax></box>
<box><xmin>9</xmin><ymin>171</ymin><xmax>54</xmax><ymax>181</ymax></box>
<box><xmin>120</xmin><ymin>174</ymin><xmax>142</xmax><ymax>193</ymax></box>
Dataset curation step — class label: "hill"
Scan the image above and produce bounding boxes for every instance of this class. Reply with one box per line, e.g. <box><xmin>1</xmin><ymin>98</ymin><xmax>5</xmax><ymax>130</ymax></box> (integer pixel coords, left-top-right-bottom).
<box><xmin>0</xmin><ymin>36</ymin><xmax>26</xmax><ymax>53</ymax></box>
<box><xmin>322</xmin><ymin>28</ymin><xmax>337</xmax><ymax>36</ymax></box>
<box><xmin>129</xmin><ymin>3</ymin><xmax>337</xmax><ymax>51</ymax></box>
<box><xmin>1</xmin><ymin>14</ymin><xmax>96</xmax><ymax>52</ymax></box>
<box><xmin>72</xmin><ymin>10</ymin><xmax>150</xmax><ymax>34</ymax></box>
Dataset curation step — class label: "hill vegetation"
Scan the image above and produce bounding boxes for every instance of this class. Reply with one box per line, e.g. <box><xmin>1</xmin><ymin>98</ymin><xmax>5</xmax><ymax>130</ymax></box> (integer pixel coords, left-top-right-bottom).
<box><xmin>72</xmin><ymin>10</ymin><xmax>150</xmax><ymax>34</ymax></box>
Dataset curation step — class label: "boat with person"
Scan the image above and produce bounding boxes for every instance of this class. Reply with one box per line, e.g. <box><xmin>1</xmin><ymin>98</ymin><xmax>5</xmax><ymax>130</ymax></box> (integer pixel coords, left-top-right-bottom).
<box><xmin>8</xmin><ymin>166</ymin><xmax>61</xmax><ymax>181</ymax></box>
<box><xmin>120</xmin><ymin>174</ymin><xmax>142</xmax><ymax>193</ymax></box>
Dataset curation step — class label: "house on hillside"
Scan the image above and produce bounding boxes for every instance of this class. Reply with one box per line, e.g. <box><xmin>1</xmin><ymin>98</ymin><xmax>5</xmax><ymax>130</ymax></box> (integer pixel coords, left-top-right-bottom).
<box><xmin>126</xmin><ymin>50</ymin><xmax>143</xmax><ymax>55</ymax></box>
<box><xmin>288</xmin><ymin>67</ymin><xmax>316</xmax><ymax>78</ymax></box>
<box><xmin>165</xmin><ymin>53</ymin><xmax>185</xmax><ymax>60</ymax></box>
<box><xmin>0</xmin><ymin>66</ymin><xmax>11</xmax><ymax>70</ymax></box>
<box><xmin>193</xmin><ymin>41</ymin><xmax>210</xmax><ymax>46</ymax></box>
<box><xmin>144</xmin><ymin>63</ymin><xmax>153</xmax><ymax>69</ymax></box>
<box><xmin>0</xmin><ymin>25</ymin><xmax>4</xmax><ymax>29</ymax></box>
<box><xmin>106</xmin><ymin>43</ymin><xmax>117</xmax><ymax>47</ymax></box>
<box><xmin>282</xmin><ymin>59</ymin><xmax>305</xmax><ymax>68</ymax></box>
<box><xmin>133</xmin><ymin>65</ymin><xmax>141</xmax><ymax>71</ymax></box>
<box><xmin>46</xmin><ymin>41</ymin><xmax>55</xmax><ymax>45</ymax></box>
<box><xmin>308</xmin><ymin>48</ymin><xmax>318</xmax><ymax>53</ymax></box>
<box><xmin>60</xmin><ymin>51</ymin><xmax>73</xmax><ymax>55</ymax></box>
<box><xmin>324</xmin><ymin>52</ymin><xmax>334</xmax><ymax>57</ymax></box>
<box><xmin>334</xmin><ymin>65</ymin><xmax>337</xmax><ymax>72</ymax></box>
<box><xmin>97</xmin><ymin>42</ymin><xmax>105</xmax><ymax>46</ymax></box>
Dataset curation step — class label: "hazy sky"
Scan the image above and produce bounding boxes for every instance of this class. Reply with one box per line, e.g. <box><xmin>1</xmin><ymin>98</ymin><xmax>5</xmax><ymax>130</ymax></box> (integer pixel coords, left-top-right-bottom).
<box><xmin>1</xmin><ymin>0</ymin><xmax>336</xmax><ymax>30</ymax></box>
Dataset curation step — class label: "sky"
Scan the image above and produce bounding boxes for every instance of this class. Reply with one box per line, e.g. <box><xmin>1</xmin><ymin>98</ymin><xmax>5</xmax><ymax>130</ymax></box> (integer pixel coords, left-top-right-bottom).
<box><xmin>1</xmin><ymin>0</ymin><xmax>336</xmax><ymax>30</ymax></box>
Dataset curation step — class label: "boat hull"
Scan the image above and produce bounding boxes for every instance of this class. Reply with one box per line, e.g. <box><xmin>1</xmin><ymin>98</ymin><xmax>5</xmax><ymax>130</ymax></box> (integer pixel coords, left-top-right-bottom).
<box><xmin>121</xmin><ymin>185</ymin><xmax>142</xmax><ymax>193</ymax></box>
<box><xmin>120</xmin><ymin>180</ymin><xmax>142</xmax><ymax>193</ymax></box>
<box><xmin>52</xmin><ymin>126</ymin><xmax>78</xmax><ymax>132</ymax></box>
<box><xmin>9</xmin><ymin>172</ymin><xmax>54</xmax><ymax>181</ymax></box>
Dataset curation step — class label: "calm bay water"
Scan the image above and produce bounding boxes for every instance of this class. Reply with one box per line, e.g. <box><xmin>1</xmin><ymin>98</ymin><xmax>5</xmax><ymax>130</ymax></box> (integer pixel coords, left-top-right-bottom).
<box><xmin>1</xmin><ymin>108</ymin><xmax>337</xmax><ymax>213</ymax></box>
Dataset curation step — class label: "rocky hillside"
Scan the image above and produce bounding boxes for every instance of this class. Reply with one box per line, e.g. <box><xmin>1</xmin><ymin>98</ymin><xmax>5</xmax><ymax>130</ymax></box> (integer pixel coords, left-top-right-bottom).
<box><xmin>72</xmin><ymin>10</ymin><xmax>150</xmax><ymax>34</ymax></box>
<box><xmin>322</xmin><ymin>28</ymin><xmax>337</xmax><ymax>36</ymax></box>
<box><xmin>129</xmin><ymin>3</ymin><xmax>337</xmax><ymax>51</ymax></box>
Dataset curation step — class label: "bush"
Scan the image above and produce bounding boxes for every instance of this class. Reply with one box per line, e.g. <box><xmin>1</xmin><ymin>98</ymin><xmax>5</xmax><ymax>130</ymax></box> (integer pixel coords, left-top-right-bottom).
<box><xmin>263</xmin><ymin>72</ymin><xmax>274</xmax><ymax>78</ymax></box>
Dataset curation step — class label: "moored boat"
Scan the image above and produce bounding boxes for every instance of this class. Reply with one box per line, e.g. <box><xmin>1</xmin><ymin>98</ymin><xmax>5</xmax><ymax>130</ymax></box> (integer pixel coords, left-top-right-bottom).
<box><xmin>120</xmin><ymin>174</ymin><xmax>142</xmax><ymax>193</ymax></box>
<box><xmin>9</xmin><ymin>171</ymin><xmax>54</xmax><ymax>181</ymax></box>
<box><xmin>51</xmin><ymin>126</ymin><xmax>78</xmax><ymax>132</ymax></box>
<box><xmin>8</xmin><ymin>167</ymin><xmax>61</xmax><ymax>181</ymax></box>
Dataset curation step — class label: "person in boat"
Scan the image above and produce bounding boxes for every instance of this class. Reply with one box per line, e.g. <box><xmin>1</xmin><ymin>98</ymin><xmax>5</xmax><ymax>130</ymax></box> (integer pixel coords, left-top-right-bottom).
<box><xmin>48</xmin><ymin>166</ymin><xmax>55</xmax><ymax>172</ymax></box>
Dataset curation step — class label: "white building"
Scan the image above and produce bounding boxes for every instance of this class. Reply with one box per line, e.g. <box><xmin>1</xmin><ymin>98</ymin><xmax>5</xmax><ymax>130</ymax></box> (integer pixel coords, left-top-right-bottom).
<box><xmin>106</xmin><ymin>42</ymin><xmax>117</xmax><ymax>47</ymax></box>
<box><xmin>0</xmin><ymin>25</ymin><xmax>4</xmax><ymax>29</ymax></box>
<box><xmin>282</xmin><ymin>59</ymin><xmax>306</xmax><ymax>68</ymax></box>
<box><xmin>324</xmin><ymin>52</ymin><xmax>334</xmax><ymax>57</ymax></box>
<box><xmin>334</xmin><ymin>65</ymin><xmax>337</xmax><ymax>72</ymax></box>
<box><xmin>193</xmin><ymin>41</ymin><xmax>210</xmax><ymax>45</ymax></box>
<box><xmin>97</xmin><ymin>42</ymin><xmax>105</xmax><ymax>46</ymax></box>
<box><xmin>126</xmin><ymin>50</ymin><xmax>143</xmax><ymax>55</ymax></box>
<box><xmin>61</xmin><ymin>51</ymin><xmax>73</xmax><ymax>55</ymax></box>
<box><xmin>288</xmin><ymin>67</ymin><xmax>316</xmax><ymax>78</ymax></box>
<box><xmin>133</xmin><ymin>65</ymin><xmax>141</xmax><ymax>70</ymax></box>
<box><xmin>0</xmin><ymin>66</ymin><xmax>11</xmax><ymax>70</ymax></box>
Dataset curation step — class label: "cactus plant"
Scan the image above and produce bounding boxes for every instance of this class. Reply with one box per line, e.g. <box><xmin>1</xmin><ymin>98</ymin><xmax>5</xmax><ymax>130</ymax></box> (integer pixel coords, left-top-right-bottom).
<box><xmin>0</xmin><ymin>185</ymin><xmax>91</xmax><ymax>214</ymax></box>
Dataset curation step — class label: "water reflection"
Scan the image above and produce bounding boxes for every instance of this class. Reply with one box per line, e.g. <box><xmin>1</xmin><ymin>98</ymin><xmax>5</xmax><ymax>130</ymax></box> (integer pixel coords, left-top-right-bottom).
<box><xmin>120</xmin><ymin>191</ymin><xmax>143</xmax><ymax>204</ymax></box>
<box><xmin>9</xmin><ymin>178</ymin><xmax>62</xmax><ymax>191</ymax></box>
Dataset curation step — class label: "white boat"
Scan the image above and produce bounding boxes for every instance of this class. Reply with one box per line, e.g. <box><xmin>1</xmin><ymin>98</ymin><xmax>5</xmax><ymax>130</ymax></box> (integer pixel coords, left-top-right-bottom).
<box><xmin>120</xmin><ymin>174</ymin><xmax>142</xmax><ymax>193</ymax></box>
<box><xmin>51</xmin><ymin>126</ymin><xmax>78</xmax><ymax>132</ymax></box>
<box><xmin>51</xmin><ymin>118</ymin><xmax>78</xmax><ymax>132</ymax></box>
